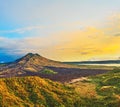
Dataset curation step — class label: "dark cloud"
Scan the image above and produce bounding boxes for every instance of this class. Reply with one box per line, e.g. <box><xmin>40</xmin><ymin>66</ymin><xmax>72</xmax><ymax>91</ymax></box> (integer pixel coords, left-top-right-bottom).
<box><xmin>80</xmin><ymin>52</ymin><xmax>89</xmax><ymax>55</ymax></box>
<box><xmin>114</xmin><ymin>33</ymin><xmax>120</xmax><ymax>36</ymax></box>
<box><xmin>0</xmin><ymin>48</ymin><xmax>22</xmax><ymax>62</ymax></box>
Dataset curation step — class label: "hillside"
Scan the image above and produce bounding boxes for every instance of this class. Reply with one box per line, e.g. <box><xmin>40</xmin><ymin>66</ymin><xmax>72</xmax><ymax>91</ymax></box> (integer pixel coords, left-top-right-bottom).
<box><xmin>68</xmin><ymin>68</ymin><xmax>120</xmax><ymax>107</ymax></box>
<box><xmin>0</xmin><ymin>69</ymin><xmax>120</xmax><ymax>106</ymax></box>
<box><xmin>0</xmin><ymin>76</ymin><xmax>79</xmax><ymax>107</ymax></box>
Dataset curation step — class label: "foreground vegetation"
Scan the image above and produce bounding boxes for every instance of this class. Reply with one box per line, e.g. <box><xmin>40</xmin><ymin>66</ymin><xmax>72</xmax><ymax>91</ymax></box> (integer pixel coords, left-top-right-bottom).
<box><xmin>89</xmin><ymin>68</ymin><xmax>120</xmax><ymax>106</ymax></box>
<box><xmin>0</xmin><ymin>68</ymin><xmax>120</xmax><ymax>106</ymax></box>
<box><xmin>0</xmin><ymin>76</ymin><xmax>81</xmax><ymax>107</ymax></box>
<box><xmin>70</xmin><ymin>67</ymin><xmax>120</xmax><ymax>107</ymax></box>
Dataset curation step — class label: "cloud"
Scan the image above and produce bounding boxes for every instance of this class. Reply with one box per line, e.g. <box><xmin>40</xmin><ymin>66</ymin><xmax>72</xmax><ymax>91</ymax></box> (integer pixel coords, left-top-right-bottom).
<box><xmin>1</xmin><ymin>24</ymin><xmax>120</xmax><ymax>61</ymax></box>
<box><xmin>113</xmin><ymin>33</ymin><xmax>120</xmax><ymax>36</ymax></box>
<box><xmin>1</xmin><ymin>14</ymin><xmax>120</xmax><ymax>61</ymax></box>
<box><xmin>0</xmin><ymin>26</ymin><xmax>44</xmax><ymax>34</ymax></box>
<box><xmin>0</xmin><ymin>37</ymin><xmax>6</xmax><ymax>41</ymax></box>
<box><xmin>102</xmin><ymin>13</ymin><xmax>120</xmax><ymax>36</ymax></box>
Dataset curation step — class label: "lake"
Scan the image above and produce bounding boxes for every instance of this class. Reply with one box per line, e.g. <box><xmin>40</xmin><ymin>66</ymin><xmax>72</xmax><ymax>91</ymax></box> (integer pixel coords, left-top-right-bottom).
<box><xmin>78</xmin><ymin>63</ymin><xmax>120</xmax><ymax>67</ymax></box>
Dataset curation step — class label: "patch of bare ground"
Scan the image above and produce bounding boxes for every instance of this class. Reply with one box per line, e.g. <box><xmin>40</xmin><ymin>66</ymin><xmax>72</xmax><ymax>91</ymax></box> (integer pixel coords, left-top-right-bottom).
<box><xmin>68</xmin><ymin>77</ymin><xmax>90</xmax><ymax>84</ymax></box>
<box><xmin>115</xmin><ymin>95</ymin><xmax>120</xmax><ymax>100</ymax></box>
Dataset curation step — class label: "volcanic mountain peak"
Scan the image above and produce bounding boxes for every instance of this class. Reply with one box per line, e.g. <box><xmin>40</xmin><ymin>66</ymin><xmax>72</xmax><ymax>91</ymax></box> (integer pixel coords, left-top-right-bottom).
<box><xmin>0</xmin><ymin>53</ymin><xmax>74</xmax><ymax>78</ymax></box>
<box><xmin>25</xmin><ymin>53</ymin><xmax>40</xmax><ymax>57</ymax></box>
<box><xmin>16</xmin><ymin>53</ymin><xmax>40</xmax><ymax>62</ymax></box>
<box><xmin>15</xmin><ymin>53</ymin><xmax>75</xmax><ymax>69</ymax></box>
<box><xmin>15</xmin><ymin>53</ymin><xmax>42</xmax><ymax>64</ymax></box>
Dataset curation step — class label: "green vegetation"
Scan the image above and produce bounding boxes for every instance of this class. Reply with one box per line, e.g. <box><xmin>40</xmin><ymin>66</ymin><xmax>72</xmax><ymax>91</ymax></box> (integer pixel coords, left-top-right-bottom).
<box><xmin>0</xmin><ymin>76</ymin><xmax>80</xmax><ymax>107</ymax></box>
<box><xmin>66</xmin><ymin>68</ymin><xmax>120</xmax><ymax>107</ymax></box>
<box><xmin>0</xmin><ymin>63</ymin><xmax>6</xmax><ymax>67</ymax></box>
<box><xmin>1</xmin><ymin>68</ymin><xmax>120</xmax><ymax>106</ymax></box>
<box><xmin>86</xmin><ymin>68</ymin><xmax>120</xmax><ymax>106</ymax></box>
<box><xmin>91</xmin><ymin>68</ymin><xmax>120</xmax><ymax>94</ymax></box>
<box><xmin>41</xmin><ymin>68</ymin><xmax>57</xmax><ymax>74</ymax></box>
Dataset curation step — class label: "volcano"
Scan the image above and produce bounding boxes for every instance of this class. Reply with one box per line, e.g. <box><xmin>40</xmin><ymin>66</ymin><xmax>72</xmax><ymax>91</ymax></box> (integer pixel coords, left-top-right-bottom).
<box><xmin>0</xmin><ymin>53</ymin><xmax>108</xmax><ymax>82</ymax></box>
<box><xmin>0</xmin><ymin>53</ymin><xmax>71</xmax><ymax>77</ymax></box>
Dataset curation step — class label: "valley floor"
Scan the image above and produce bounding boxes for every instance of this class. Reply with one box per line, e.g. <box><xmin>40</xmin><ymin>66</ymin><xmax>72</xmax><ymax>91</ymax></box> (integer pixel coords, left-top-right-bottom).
<box><xmin>0</xmin><ymin>66</ymin><xmax>109</xmax><ymax>83</ymax></box>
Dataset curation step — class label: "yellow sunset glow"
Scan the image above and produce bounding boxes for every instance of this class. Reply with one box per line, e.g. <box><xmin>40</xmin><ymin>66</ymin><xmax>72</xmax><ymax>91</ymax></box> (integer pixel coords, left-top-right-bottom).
<box><xmin>37</xmin><ymin>27</ymin><xmax>120</xmax><ymax>61</ymax></box>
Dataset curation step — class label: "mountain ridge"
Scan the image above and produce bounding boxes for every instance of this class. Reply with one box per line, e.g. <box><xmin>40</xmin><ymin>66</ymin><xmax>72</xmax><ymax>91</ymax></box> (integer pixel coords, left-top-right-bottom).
<box><xmin>0</xmin><ymin>53</ymin><xmax>75</xmax><ymax>78</ymax></box>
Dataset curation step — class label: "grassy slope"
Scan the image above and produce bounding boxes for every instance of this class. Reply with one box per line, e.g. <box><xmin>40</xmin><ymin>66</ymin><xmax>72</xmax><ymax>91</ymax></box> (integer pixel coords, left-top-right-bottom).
<box><xmin>0</xmin><ymin>76</ymin><xmax>80</xmax><ymax>107</ymax></box>
<box><xmin>1</xmin><ymin>67</ymin><xmax>120</xmax><ymax>106</ymax></box>
<box><xmin>70</xmin><ymin>68</ymin><xmax>120</xmax><ymax>107</ymax></box>
<box><xmin>89</xmin><ymin>68</ymin><xmax>120</xmax><ymax>106</ymax></box>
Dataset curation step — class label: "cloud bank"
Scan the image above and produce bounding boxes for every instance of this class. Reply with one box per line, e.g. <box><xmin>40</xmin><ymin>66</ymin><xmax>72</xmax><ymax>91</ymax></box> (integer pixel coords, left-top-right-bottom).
<box><xmin>1</xmin><ymin>18</ymin><xmax>120</xmax><ymax>61</ymax></box>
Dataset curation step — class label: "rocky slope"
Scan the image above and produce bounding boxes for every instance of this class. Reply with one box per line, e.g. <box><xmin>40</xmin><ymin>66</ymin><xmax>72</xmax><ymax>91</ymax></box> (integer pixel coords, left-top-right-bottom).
<box><xmin>0</xmin><ymin>53</ymin><xmax>72</xmax><ymax>78</ymax></box>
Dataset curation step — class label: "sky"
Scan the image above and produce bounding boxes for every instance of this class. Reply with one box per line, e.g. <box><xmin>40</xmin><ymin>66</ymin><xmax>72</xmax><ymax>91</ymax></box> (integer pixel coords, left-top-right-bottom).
<box><xmin>1</xmin><ymin>0</ymin><xmax>120</xmax><ymax>62</ymax></box>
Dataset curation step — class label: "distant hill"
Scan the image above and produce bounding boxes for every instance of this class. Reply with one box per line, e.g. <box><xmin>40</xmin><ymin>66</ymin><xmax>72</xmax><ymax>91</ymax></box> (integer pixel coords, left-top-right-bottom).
<box><xmin>65</xmin><ymin>60</ymin><xmax>120</xmax><ymax>65</ymax></box>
